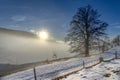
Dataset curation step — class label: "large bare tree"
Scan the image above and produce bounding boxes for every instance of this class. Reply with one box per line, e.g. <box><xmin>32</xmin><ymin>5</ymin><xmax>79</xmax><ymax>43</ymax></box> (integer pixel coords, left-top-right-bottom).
<box><xmin>65</xmin><ymin>5</ymin><xmax>108</xmax><ymax>57</ymax></box>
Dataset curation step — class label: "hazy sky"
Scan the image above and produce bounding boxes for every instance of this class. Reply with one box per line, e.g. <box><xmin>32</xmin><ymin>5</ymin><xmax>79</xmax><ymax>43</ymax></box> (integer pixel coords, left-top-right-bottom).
<box><xmin>0</xmin><ymin>0</ymin><xmax>120</xmax><ymax>40</ymax></box>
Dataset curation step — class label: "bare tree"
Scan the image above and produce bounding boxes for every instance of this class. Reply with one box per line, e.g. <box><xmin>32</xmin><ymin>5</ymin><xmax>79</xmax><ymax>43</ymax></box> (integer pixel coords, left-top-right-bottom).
<box><xmin>112</xmin><ymin>35</ymin><xmax>120</xmax><ymax>47</ymax></box>
<box><xmin>65</xmin><ymin>5</ymin><xmax>108</xmax><ymax>57</ymax></box>
<box><xmin>101</xmin><ymin>36</ymin><xmax>111</xmax><ymax>53</ymax></box>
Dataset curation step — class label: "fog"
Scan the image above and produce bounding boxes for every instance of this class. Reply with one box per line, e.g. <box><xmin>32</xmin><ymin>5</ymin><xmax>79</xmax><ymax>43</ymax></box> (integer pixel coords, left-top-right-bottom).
<box><xmin>0</xmin><ymin>28</ymin><xmax>71</xmax><ymax>64</ymax></box>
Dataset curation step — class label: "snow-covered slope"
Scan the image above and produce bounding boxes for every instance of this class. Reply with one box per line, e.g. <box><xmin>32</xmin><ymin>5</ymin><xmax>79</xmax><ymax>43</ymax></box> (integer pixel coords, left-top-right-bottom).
<box><xmin>62</xmin><ymin>59</ymin><xmax>120</xmax><ymax>80</ymax></box>
<box><xmin>0</xmin><ymin>28</ymin><xmax>70</xmax><ymax>64</ymax></box>
<box><xmin>1</xmin><ymin>57</ymin><xmax>100</xmax><ymax>80</ymax></box>
<box><xmin>1</xmin><ymin>46</ymin><xmax>120</xmax><ymax>80</ymax></box>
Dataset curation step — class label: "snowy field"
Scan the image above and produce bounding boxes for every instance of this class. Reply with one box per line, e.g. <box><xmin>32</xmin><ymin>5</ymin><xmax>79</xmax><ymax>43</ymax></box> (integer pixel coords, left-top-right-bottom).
<box><xmin>0</xmin><ymin>57</ymin><xmax>100</xmax><ymax>80</ymax></box>
<box><xmin>62</xmin><ymin>59</ymin><xmax>120</xmax><ymax>80</ymax></box>
<box><xmin>1</xmin><ymin>46</ymin><xmax>120</xmax><ymax>80</ymax></box>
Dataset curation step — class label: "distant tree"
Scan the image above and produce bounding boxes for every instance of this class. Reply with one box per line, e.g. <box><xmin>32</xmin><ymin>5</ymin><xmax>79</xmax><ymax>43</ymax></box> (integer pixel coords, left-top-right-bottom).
<box><xmin>65</xmin><ymin>5</ymin><xmax>108</xmax><ymax>57</ymax></box>
<box><xmin>101</xmin><ymin>36</ymin><xmax>111</xmax><ymax>52</ymax></box>
<box><xmin>92</xmin><ymin>36</ymin><xmax>110</xmax><ymax>53</ymax></box>
<box><xmin>112</xmin><ymin>35</ymin><xmax>120</xmax><ymax>47</ymax></box>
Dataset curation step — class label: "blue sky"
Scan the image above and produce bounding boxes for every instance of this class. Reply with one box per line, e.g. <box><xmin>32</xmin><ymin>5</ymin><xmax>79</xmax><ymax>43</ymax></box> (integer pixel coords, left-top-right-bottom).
<box><xmin>0</xmin><ymin>0</ymin><xmax>120</xmax><ymax>40</ymax></box>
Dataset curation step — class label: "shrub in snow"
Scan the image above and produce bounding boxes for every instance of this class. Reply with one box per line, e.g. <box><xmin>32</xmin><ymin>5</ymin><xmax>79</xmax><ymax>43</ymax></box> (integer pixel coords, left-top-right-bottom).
<box><xmin>99</xmin><ymin>57</ymin><xmax>103</xmax><ymax>62</ymax></box>
<box><xmin>103</xmin><ymin>73</ymin><xmax>111</xmax><ymax>77</ymax></box>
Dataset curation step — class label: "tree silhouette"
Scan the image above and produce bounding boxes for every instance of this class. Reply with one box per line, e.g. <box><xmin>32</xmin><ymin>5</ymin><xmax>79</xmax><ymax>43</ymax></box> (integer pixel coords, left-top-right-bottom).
<box><xmin>65</xmin><ymin>5</ymin><xmax>108</xmax><ymax>57</ymax></box>
<box><xmin>112</xmin><ymin>35</ymin><xmax>120</xmax><ymax>47</ymax></box>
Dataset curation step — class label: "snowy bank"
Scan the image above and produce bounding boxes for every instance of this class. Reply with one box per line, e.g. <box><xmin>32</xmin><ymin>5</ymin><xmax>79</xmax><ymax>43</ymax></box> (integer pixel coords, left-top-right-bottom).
<box><xmin>62</xmin><ymin>59</ymin><xmax>120</xmax><ymax>80</ymax></box>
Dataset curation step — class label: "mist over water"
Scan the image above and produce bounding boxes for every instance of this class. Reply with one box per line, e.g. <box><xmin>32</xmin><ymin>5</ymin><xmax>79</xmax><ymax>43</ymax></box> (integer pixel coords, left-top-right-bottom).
<box><xmin>0</xmin><ymin>29</ymin><xmax>71</xmax><ymax>64</ymax></box>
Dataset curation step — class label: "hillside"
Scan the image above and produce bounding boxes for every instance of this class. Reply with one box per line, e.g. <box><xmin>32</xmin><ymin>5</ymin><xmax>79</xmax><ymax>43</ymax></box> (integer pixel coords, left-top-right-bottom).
<box><xmin>0</xmin><ymin>28</ymin><xmax>37</xmax><ymax>39</ymax></box>
<box><xmin>1</xmin><ymin>46</ymin><xmax>120</xmax><ymax>80</ymax></box>
<box><xmin>62</xmin><ymin>59</ymin><xmax>120</xmax><ymax>80</ymax></box>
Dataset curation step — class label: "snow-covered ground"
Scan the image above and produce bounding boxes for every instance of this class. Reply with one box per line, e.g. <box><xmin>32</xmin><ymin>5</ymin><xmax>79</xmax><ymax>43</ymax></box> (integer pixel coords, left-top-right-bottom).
<box><xmin>62</xmin><ymin>59</ymin><xmax>120</xmax><ymax>80</ymax></box>
<box><xmin>0</xmin><ymin>57</ymin><xmax>100</xmax><ymax>80</ymax></box>
<box><xmin>1</xmin><ymin>46</ymin><xmax>120</xmax><ymax>80</ymax></box>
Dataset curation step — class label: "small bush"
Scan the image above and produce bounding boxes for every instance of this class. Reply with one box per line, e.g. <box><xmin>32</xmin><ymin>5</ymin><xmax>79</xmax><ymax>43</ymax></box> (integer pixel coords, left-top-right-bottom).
<box><xmin>103</xmin><ymin>73</ymin><xmax>111</xmax><ymax>77</ymax></box>
<box><xmin>99</xmin><ymin>57</ymin><xmax>104</xmax><ymax>62</ymax></box>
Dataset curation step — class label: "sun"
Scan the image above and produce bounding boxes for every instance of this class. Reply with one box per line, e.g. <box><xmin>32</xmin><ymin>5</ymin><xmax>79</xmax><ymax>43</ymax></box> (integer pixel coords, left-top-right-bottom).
<box><xmin>38</xmin><ymin>31</ymin><xmax>49</xmax><ymax>40</ymax></box>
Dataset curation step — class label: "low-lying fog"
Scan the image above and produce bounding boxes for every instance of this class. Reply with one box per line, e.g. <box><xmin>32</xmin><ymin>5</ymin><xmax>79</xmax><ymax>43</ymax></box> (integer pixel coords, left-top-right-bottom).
<box><xmin>0</xmin><ymin>28</ymin><xmax>71</xmax><ymax>64</ymax></box>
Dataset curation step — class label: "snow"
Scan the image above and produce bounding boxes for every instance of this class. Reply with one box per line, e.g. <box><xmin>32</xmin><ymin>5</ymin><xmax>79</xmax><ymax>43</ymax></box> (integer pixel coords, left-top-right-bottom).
<box><xmin>62</xmin><ymin>59</ymin><xmax>120</xmax><ymax>80</ymax></box>
<box><xmin>0</xmin><ymin>57</ymin><xmax>100</xmax><ymax>80</ymax></box>
<box><xmin>1</xmin><ymin>46</ymin><xmax>120</xmax><ymax>80</ymax></box>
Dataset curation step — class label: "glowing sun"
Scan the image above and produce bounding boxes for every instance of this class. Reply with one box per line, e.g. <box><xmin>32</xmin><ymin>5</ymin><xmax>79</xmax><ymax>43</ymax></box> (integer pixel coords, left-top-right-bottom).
<box><xmin>38</xmin><ymin>31</ymin><xmax>49</xmax><ymax>40</ymax></box>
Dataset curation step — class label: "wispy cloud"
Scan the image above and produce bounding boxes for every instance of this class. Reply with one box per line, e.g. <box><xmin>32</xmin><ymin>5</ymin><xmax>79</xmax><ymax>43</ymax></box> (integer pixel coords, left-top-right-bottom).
<box><xmin>11</xmin><ymin>15</ymin><xmax>26</xmax><ymax>21</ymax></box>
<box><xmin>110</xmin><ymin>23</ymin><xmax>120</xmax><ymax>28</ymax></box>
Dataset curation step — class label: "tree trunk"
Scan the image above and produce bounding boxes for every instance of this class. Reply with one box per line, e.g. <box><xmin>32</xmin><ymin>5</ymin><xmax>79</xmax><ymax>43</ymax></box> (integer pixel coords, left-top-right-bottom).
<box><xmin>85</xmin><ymin>37</ymin><xmax>89</xmax><ymax>57</ymax></box>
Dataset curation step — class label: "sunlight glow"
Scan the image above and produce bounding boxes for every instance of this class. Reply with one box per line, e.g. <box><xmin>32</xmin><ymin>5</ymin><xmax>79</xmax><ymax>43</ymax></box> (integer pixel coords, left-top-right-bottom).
<box><xmin>38</xmin><ymin>31</ymin><xmax>48</xmax><ymax>40</ymax></box>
